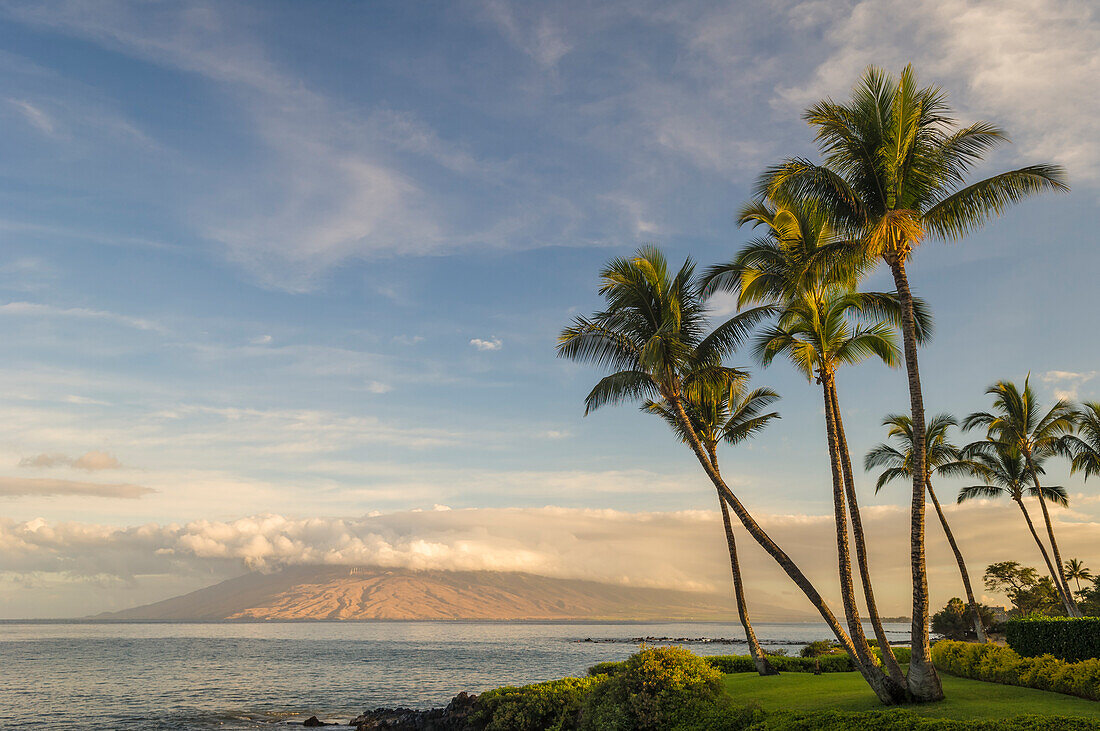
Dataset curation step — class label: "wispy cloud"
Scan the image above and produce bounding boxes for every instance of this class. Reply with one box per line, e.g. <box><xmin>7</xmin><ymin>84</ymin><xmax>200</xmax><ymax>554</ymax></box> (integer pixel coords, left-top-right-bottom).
<box><xmin>19</xmin><ymin>451</ymin><xmax>122</xmax><ymax>471</ymax></box>
<box><xmin>0</xmin><ymin>476</ymin><xmax>150</xmax><ymax>498</ymax></box>
<box><xmin>0</xmin><ymin>301</ymin><xmax>164</xmax><ymax>333</ymax></box>
<box><xmin>1041</xmin><ymin>369</ymin><xmax>1096</xmax><ymax>400</ymax></box>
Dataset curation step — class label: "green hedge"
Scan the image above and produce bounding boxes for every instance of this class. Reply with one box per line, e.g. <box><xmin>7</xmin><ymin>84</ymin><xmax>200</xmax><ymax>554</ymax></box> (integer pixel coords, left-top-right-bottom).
<box><xmin>1005</xmin><ymin>617</ymin><xmax>1100</xmax><ymax>662</ymax></box>
<box><xmin>747</xmin><ymin>710</ymin><xmax>1100</xmax><ymax>730</ymax></box>
<box><xmin>931</xmin><ymin>639</ymin><xmax>1100</xmax><ymax>701</ymax></box>
<box><xmin>471</xmin><ymin>675</ymin><xmax>602</xmax><ymax>731</ymax></box>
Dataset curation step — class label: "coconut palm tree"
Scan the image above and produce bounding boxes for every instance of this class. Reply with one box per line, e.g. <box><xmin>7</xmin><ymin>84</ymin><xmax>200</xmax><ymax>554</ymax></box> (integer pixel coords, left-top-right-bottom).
<box><xmin>957</xmin><ymin>442</ymin><xmax>1071</xmax><ymax>613</ymax></box>
<box><xmin>963</xmin><ymin>378</ymin><xmax>1080</xmax><ymax>615</ymax></box>
<box><xmin>704</xmin><ymin>196</ymin><xmax>915</xmax><ymax>683</ymax></box>
<box><xmin>761</xmin><ymin>65</ymin><xmax>1068</xmax><ymax>699</ymax></box>
<box><xmin>644</xmin><ymin>375</ymin><xmax>781</xmax><ymax>675</ymax></box>
<box><xmin>1065</xmin><ymin>559</ymin><xmax>1092</xmax><ymax>595</ymax></box>
<box><xmin>1059</xmin><ymin>402</ymin><xmax>1100</xmax><ymax>482</ymax></box>
<box><xmin>754</xmin><ymin>288</ymin><xmax>912</xmax><ymax>684</ymax></box>
<box><xmin>557</xmin><ymin>247</ymin><xmax>906</xmax><ymax>703</ymax></box>
<box><xmin>865</xmin><ymin>414</ymin><xmax>986</xmax><ymax>641</ymax></box>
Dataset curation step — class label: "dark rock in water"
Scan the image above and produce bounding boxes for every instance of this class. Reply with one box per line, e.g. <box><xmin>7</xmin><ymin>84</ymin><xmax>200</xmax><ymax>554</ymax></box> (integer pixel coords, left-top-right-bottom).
<box><xmin>348</xmin><ymin>691</ymin><xmax>478</xmax><ymax>730</ymax></box>
<box><xmin>303</xmin><ymin>717</ymin><xmax>333</xmax><ymax>727</ymax></box>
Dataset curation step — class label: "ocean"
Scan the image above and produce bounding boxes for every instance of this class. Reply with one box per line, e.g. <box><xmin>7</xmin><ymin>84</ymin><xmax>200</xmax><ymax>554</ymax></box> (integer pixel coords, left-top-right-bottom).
<box><xmin>1</xmin><ymin>620</ymin><xmax>912</xmax><ymax>729</ymax></box>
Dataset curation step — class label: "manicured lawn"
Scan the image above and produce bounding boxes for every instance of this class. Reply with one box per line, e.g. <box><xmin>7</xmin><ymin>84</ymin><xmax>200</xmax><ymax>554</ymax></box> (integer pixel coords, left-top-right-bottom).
<box><xmin>722</xmin><ymin>670</ymin><xmax>1100</xmax><ymax>720</ymax></box>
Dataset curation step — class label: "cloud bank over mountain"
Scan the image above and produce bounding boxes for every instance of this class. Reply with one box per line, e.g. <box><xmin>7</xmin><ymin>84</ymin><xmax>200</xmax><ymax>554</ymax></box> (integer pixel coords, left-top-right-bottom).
<box><xmin>3</xmin><ymin>503</ymin><xmax>1097</xmax><ymax>618</ymax></box>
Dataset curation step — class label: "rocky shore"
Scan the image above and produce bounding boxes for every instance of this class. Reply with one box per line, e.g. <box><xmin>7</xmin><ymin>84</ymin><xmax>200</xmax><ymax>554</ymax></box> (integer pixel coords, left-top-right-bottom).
<box><xmin>298</xmin><ymin>691</ymin><xmax>479</xmax><ymax>730</ymax></box>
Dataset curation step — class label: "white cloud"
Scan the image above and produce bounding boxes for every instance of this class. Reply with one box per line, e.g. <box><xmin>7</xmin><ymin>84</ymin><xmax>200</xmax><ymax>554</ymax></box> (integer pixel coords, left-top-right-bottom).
<box><xmin>3</xmin><ymin>502</ymin><xmax>1098</xmax><ymax>617</ymax></box>
<box><xmin>0</xmin><ymin>301</ymin><xmax>163</xmax><ymax>332</ymax></box>
<box><xmin>470</xmin><ymin>337</ymin><xmax>503</xmax><ymax>351</ymax></box>
<box><xmin>481</xmin><ymin>0</ymin><xmax>572</xmax><ymax>69</ymax></box>
<box><xmin>780</xmin><ymin>0</ymin><xmax>1100</xmax><ymax>181</ymax></box>
<box><xmin>365</xmin><ymin>381</ymin><xmax>391</xmax><ymax>394</ymax></box>
<box><xmin>1041</xmin><ymin>370</ymin><xmax>1096</xmax><ymax>400</ymax></box>
<box><xmin>250</xmin><ymin>334</ymin><xmax>273</xmax><ymax>345</ymax></box>
<box><xmin>0</xmin><ymin>476</ymin><xmax>150</xmax><ymax>498</ymax></box>
<box><xmin>7</xmin><ymin>98</ymin><xmax>55</xmax><ymax>134</ymax></box>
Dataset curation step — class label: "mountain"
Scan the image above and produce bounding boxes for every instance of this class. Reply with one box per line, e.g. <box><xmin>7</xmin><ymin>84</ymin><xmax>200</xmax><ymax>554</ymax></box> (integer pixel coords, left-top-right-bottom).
<box><xmin>90</xmin><ymin>566</ymin><xmax>814</xmax><ymax>621</ymax></box>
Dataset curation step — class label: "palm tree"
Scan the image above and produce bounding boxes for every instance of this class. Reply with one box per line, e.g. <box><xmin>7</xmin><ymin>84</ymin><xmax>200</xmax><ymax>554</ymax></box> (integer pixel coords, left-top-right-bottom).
<box><xmin>557</xmin><ymin>247</ymin><xmax>906</xmax><ymax>703</ymax></box>
<box><xmin>956</xmin><ymin>442</ymin><xmax>1071</xmax><ymax>612</ymax></box>
<box><xmin>704</xmin><ymin>196</ymin><xmax>913</xmax><ymax>684</ymax></box>
<box><xmin>761</xmin><ymin>65</ymin><xmax>1068</xmax><ymax>700</ymax></box>
<box><xmin>1065</xmin><ymin>559</ymin><xmax>1092</xmax><ymax>595</ymax></box>
<box><xmin>1059</xmin><ymin>402</ymin><xmax>1100</xmax><ymax>482</ymax></box>
<box><xmin>645</xmin><ymin>375</ymin><xmax>781</xmax><ymax>675</ymax></box>
<box><xmin>963</xmin><ymin>378</ymin><xmax>1080</xmax><ymax>615</ymax></box>
<box><xmin>865</xmin><ymin>414</ymin><xmax>986</xmax><ymax>641</ymax></box>
<box><xmin>755</xmin><ymin>290</ymin><xmax>913</xmax><ymax>684</ymax></box>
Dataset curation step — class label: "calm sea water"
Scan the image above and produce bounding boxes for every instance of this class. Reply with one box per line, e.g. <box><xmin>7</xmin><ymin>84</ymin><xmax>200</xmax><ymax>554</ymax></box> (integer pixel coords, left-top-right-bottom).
<box><xmin>0</xmin><ymin>621</ymin><xmax>911</xmax><ymax>729</ymax></box>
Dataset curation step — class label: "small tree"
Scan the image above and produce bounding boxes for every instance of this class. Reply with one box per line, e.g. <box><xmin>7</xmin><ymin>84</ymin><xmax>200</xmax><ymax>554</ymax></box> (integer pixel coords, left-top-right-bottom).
<box><xmin>931</xmin><ymin>597</ymin><xmax>993</xmax><ymax>640</ymax></box>
<box><xmin>984</xmin><ymin>561</ymin><xmax>1063</xmax><ymax>617</ymax></box>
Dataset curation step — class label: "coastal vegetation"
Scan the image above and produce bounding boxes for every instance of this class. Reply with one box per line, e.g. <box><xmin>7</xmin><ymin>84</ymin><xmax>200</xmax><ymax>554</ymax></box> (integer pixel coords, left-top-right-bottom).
<box><xmin>558</xmin><ymin>63</ymin><xmax>1083</xmax><ymax>707</ymax></box>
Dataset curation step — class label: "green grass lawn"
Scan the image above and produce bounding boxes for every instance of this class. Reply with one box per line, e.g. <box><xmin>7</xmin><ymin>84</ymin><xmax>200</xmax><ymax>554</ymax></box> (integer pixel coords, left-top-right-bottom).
<box><xmin>722</xmin><ymin>670</ymin><xmax>1100</xmax><ymax>720</ymax></box>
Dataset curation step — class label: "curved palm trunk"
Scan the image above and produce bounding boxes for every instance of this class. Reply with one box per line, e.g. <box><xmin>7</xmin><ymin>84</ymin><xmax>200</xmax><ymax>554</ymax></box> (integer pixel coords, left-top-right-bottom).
<box><xmin>887</xmin><ymin>258</ymin><xmax>943</xmax><ymax>702</ymax></box>
<box><xmin>666</xmin><ymin>393</ymin><xmax>905</xmax><ymax>704</ymax></box>
<box><xmin>1014</xmin><ymin>497</ymin><xmax>1070</xmax><ymax>612</ymax></box>
<box><xmin>925</xmin><ymin>480</ymin><xmax>986</xmax><ymax>642</ymax></box>
<box><xmin>718</xmin><ymin>492</ymin><xmax>778</xmax><ymax>675</ymax></box>
<box><xmin>820</xmin><ymin>375</ymin><xmax>878</xmax><ymax>670</ymax></box>
<box><xmin>1024</xmin><ymin>461</ymin><xmax>1080</xmax><ymax>616</ymax></box>
<box><xmin>827</xmin><ymin>380</ymin><xmax>906</xmax><ymax>682</ymax></box>
<box><xmin>707</xmin><ymin>443</ymin><xmax>777</xmax><ymax>676</ymax></box>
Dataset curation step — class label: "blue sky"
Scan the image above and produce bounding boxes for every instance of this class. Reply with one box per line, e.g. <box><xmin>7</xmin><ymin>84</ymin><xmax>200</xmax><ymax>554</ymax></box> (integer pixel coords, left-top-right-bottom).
<box><xmin>1</xmin><ymin>0</ymin><xmax>1098</xmax><ymax>616</ymax></box>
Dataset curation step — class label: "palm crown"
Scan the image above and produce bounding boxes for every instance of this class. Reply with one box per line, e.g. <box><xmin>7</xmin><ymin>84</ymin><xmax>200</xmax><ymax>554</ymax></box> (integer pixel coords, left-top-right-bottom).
<box><xmin>760</xmin><ymin>65</ymin><xmax>1067</xmax><ymax>262</ymax></box>
<box><xmin>1059</xmin><ymin>402</ymin><xmax>1100</xmax><ymax>481</ymax></box>
<box><xmin>865</xmin><ymin>413</ymin><xmax>966</xmax><ymax>492</ymax></box>
<box><xmin>962</xmin><ymin>377</ymin><xmax>1076</xmax><ymax>461</ymax></box>
<box><xmin>644</xmin><ymin>375</ymin><xmax>780</xmax><ymax>453</ymax></box>
<box><xmin>956</xmin><ymin>444</ymin><xmax>1067</xmax><ymax>506</ymax></box>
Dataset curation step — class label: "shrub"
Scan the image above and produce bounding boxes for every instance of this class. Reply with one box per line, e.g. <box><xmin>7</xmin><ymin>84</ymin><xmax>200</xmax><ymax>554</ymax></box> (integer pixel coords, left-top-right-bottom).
<box><xmin>579</xmin><ymin>646</ymin><xmax>739</xmax><ymax>731</ymax></box>
<box><xmin>586</xmin><ymin>660</ymin><xmax>625</xmax><ymax>677</ymax></box>
<box><xmin>931</xmin><ymin>639</ymin><xmax>1100</xmax><ymax>701</ymax></box>
<box><xmin>1004</xmin><ymin>616</ymin><xmax>1100</xmax><ymax>662</ymax></box>
<box><xmin>705</xmin><ymin>647</ymin><xmax>910</xmax><ymax>674</ymax></box>
<box><xmin>801</xmin><ymin>640</ymin><xmax>840</xmax><ymax>657</ymax></box>
<box><xmin>747</xmin><ymin>710</ymin><xmax>1100</xmax><ymax>730</ymax></box>
<box><xmin>472</xmin><ymin>675</ymin><xmax>602</xmax><ymax>731</ymax></box>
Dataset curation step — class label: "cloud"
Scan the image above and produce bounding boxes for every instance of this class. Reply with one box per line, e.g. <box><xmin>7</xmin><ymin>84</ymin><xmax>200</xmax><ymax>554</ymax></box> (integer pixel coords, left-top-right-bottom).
<box><xmin>1041</xmin><ymin>370</ymin><xmax>1096</xmax><ymax>400</ymax></box>
<box><xmin>481</xmin><ymin>0</ymin><xmax>572</xmax><ymax>69</ymax></box>
<box><xmin>780</xmin><ymin>0</ymin><xmax>1100</xmax><ymax>181</ymax></box>
<box><xmin>365</xmin><ymin>381</ymin><xmax>391</xmax><ymax>394</ymax></box>
<box><xmin>470</xmin><ymin>337</ymin><xmax>503</xmax><ymax>351</ymax></box>
<box><xmin>4</xmin><ymin>502</ymin><xmax>1097</xmax><ymax>617</ymax></box>
<box><xmin>19</xmin><ymin>451</ymin><xmax>122</xmax><ymax>471</ymax></box>
<box><xmin>0</xmin><ymin>301</ymin><xmax>163</xmax><ymax>332</ymax></box>
<box><xmin>0</xmin><ymin>476</ymin><xmax>151</xmax><ymax>498</ymax></box>
<box><xmin>6</xmin><ymin>98</ymin><xmax>55</xmax><ymax>135</ymax></box>
<box><xmin>250</xmin><ymin>334</ymin><xmax>273</xmax><ymax>345</ymax></box>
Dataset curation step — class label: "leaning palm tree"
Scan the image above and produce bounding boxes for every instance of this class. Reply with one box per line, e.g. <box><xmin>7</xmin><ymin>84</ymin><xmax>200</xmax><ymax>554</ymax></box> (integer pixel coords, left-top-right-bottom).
<box><xmin>645</xmin><ymin>375</ymin><xmax>781</xmax><ymax>675</ymax></box>
<box><xmin>957</xmin><ymin>442</ymin><xmax>1070</xmax><ymax>611</ymax></box>
<box><xmin>963</xmin><ymin>378</ymin><xmax>1080</xmax><ymax>615</ymax></box>
<box><xmin>754</xmin><ymin>289</ymin><xmax>912</xmax><ymax>684</ymax></box>
<box><xmin>761</xmin><ymin>65</ymin><xmax>1068</xmax><ymax>699</ymax></box>
<box><xmin>1059</xmin><ymin>402</ymin><xmax>1100</xmax><ymax>482</ymax></box>
<box><xmin>1064</xmin><ymin>559</ymin><xmax>1092</xmax><ymax>595</ymax></box>
<box><xmin>558</xmin><ymin>247</ymin><xmax>905</xmax><ymax>703</ymax></box>
<box><xmin>865</xmin><ymin>414</ymin><xmax>986</xmax><ymax>641</ymax></box>
<box><xmin>704</xmin><ymin>195</ymin><xmax>913</xmax><ymax>684</ymax></box>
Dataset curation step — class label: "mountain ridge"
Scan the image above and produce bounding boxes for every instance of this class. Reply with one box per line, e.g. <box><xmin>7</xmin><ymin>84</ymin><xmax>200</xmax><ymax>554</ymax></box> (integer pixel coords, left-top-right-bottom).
<box><xmin>91</xmin><ymin>566</ymin><xmax>815</xmax><ymax>622</ymax></box>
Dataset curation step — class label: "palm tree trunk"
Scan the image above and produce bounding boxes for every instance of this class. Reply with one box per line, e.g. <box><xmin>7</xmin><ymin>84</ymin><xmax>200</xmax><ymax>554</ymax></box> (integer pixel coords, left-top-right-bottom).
<box><xmin>925</xmin><ymin>479</ymin><xmax>986</xmax><ymax>642</ymax></box>
<box><xmin>827</xmin><ymin>380</ymin><xmax>906</xmax><ymax>682</ymax></box>
<box><xmin>819</xmin><ymin>376</ymin><xmax>884</xmax><ymax>672</ymax></box>
<box><xmin>887</xmin><ymin>257</ymin><xmax>943</xmax><ymax>702</ymax></box>
<box><xmin>707</xmin><ymin>443</ymin><xmax>777</xmax><ymax>676</ymax></box>
<box><xmin>1024</xmin><ymin>462</ymin><xmax>1080</xmax><ymax>616</ymax></box>
<box><xmin>665</xmin><ymin>392</ymin><xmax>905</xmax><ymax>704</ymax></box>
<box><xmin>717</xmin><ymin>490</ymin><xmax>778</xmax><ymax>675</ymax></box>
<box><xmin>1015</xmin><ymin>497</ymin><xmax>1071</xmax><ymax>612</ymax></box>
